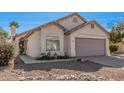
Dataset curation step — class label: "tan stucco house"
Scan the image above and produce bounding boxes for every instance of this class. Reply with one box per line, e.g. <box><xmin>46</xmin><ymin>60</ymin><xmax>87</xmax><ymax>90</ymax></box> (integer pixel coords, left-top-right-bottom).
<box><xmin>14</xmin><ymin>13</ymin><xmax>110</xmax><ymax>58</ymax></box>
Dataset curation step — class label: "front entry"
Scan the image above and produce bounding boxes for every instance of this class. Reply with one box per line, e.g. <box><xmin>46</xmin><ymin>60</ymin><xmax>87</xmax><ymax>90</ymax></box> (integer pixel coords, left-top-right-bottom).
<box><xmin>19</xmin><ymin>40</ymin><xmax>26</xmax><ymax>54</ymax></box>
<box><xmin>75</xmin><ymin>38</ymin><xmax>106</xmax><ymax>56</ymax></box>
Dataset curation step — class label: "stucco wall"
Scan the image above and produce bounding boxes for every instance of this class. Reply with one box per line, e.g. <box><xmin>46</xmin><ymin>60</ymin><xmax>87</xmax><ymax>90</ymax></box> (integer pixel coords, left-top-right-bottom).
<box><xmin>40</xmin><ymin>24</ymin><xmax>64</xmax><ymax>56</ymax></box>
<box><xmin>64</xmin><ymin>35</ymin><xmax>71</xmax><ymax>56</ymax></box>
<box><xmin>26</xmin><ymin>30</ymin><xmax>41</xmax><ymax>57</ymax></box>
<box><xmin>58</xmin><ymin>15</ymin><xmax>85</xmax><ymax>30</ymax></box>
<box><xmin>67</xmin><ymin>24</ymin><xmax>110</xmax><ymax>56</ymax></box>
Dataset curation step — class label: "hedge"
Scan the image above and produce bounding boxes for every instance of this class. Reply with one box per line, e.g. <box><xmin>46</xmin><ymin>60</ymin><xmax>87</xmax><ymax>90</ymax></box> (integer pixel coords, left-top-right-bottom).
<box><xmin>109</xmin><ymin>44</ymin><xmax>118</xmax><ymax>53</ymax></box>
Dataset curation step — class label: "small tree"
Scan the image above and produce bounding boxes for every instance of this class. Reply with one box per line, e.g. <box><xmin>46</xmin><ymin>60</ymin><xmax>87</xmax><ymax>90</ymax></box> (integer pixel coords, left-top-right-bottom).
<box><xmin>0</xmin><ymin>27</ymin><xmax>8</xmax><ymax>39</ymax></box>
<box><xmin>110</xmin><ymin>22</ymin><xmax>124</xmax><ymax>44</ymax></box>
<box><xmin>0</xmin><ymin>42</ymin><xmax>14</xmax><ymax>66</ymax></box>
<box><xmin>0</xmin><ymin>28</ymin><xmax>9</xmax><ymax>46</ymax></box>
<box><xmin>0</xmin><ymin>27</ymin><xmax>14</xmax><ymax>66</ymax></box>
<box><xmin>109</xmin><ymin>22</ymin><xmax>124</xmax><ymax>53</ymax></box>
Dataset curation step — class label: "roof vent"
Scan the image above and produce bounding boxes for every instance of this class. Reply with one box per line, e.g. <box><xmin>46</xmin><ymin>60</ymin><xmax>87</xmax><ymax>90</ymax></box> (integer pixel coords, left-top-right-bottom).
<box><xmin>91</xmin><ymin>23</ymin><xmax>95</xmax><ymax>29</ymax></box>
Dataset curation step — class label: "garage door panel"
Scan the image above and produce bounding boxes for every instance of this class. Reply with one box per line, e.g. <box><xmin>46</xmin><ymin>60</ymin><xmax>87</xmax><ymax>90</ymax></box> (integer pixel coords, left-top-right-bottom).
<box><xmin>75</xmin><ymin>38</ymin><xmax>105</xmax><ymax>56</ymax></box>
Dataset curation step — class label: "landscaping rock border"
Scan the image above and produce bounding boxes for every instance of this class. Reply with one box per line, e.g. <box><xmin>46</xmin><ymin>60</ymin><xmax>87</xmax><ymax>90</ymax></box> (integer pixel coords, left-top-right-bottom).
<box><xmin>19</xmin><ymin>72</ymin><xmax>108</xmax><ymax>81</ymax></box>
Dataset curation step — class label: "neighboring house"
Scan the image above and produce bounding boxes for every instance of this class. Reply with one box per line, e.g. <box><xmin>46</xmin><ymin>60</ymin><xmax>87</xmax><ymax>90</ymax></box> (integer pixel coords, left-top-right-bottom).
<box><xmin>116</xmin><ymin>39</ymin><xmax>124</xmax><ymax>53</ymax></box>
<box><xmin>13</xmin><ymin>13</ymin><xmax>110</xmax><ymax>58</ymax></box>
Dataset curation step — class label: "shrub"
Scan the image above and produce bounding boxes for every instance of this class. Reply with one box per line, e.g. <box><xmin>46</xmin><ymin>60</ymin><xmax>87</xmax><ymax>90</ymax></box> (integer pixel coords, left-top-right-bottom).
<box><xmin>0</xmin><ymin>42</ymin><xmax>14</xmax><ymax>66</ymax></box>
<box><xmin>36</xmin><ymin>55</ymin><xmax>55</xmax><ymax>60</ymax></box>
<box><xmin>109</xmin><ymin>44</ymin><xmax>118</xmax><ymax>53</ymax></box>
<box><xmin>57</xmin><ymin>55</ymin><xmax>69</xmax><ymax>59</ymax></box>
<box><xmin>36</xmin><ymin>52</ymin><xmax>70</xmax><ymax>60</ymax></box>
<box><xmin>36</xmin><ymin>53</ymin><xmax>55</xmax><ymax>60</ymax></box>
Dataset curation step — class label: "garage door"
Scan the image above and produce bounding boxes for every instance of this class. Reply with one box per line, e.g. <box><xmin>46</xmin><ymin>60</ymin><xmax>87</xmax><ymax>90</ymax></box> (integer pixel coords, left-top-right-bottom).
<box><xmin>75</xmin><ymin>38</ymin><xmax>105</xmax><ymax>56</ymax></box>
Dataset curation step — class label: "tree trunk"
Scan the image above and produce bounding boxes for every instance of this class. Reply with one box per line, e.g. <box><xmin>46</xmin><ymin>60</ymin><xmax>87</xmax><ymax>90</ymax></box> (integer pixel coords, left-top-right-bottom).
<box><xmin>4</xmin><ymin>59</ymin><xmax>15</xmax><ymax>72</ymax></box>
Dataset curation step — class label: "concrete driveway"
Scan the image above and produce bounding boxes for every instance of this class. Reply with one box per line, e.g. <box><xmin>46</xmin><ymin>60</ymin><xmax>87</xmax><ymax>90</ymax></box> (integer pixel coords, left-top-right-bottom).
<box><xmin>83</xmin><ymin>56</ymin><xmax>124</xmax><ymax>68</ymax></box>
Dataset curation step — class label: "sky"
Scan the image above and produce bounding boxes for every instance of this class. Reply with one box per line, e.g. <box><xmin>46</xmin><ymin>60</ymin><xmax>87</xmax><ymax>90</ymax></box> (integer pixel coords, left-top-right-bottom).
<box><xmin>0</xmin><ymin>12</ymin><xmax>124</xmax><ymax>34</ymax></box>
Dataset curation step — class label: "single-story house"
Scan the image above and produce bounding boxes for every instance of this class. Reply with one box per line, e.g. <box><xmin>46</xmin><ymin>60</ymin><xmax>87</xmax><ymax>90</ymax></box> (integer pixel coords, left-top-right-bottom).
<box><xmin>14</xmin><ymin>13</ymin><xmax>110</xmax><ymax>58</ymax></box>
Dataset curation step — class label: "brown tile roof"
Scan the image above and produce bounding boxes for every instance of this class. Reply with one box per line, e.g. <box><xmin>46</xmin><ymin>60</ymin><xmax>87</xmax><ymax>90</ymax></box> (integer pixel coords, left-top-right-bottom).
<box><xmin>16</xmin><ymin>13</ymin><xmax>87</xmax><ymax>39</ymax></box>
<box><xmin>56</xmin><ymin>13</ymin><xmax>87</xmax><ymax>23</ymax></box>
<box><xmin>65</xmin><ymin>22</ymin><xmax>88</xmax><ymax>34</ymax></box>
<box><xmin>25</xmin><ymin>22</ymin><xmax>66</xmax><ymax>38</ymax></box>
<box><xmin>16</xmin><ymin>22</ymin><xmax>66</xmax><ymax>39</ymax></box>
<box><xmin>16</xmin><ymin>30</ymin><xmax>30</xmax><ymax>37</ymax></box>
<box><xmin>16</xmin><ymin>13</ymin><xmax>109</xmax><ymax>39</ymax></box>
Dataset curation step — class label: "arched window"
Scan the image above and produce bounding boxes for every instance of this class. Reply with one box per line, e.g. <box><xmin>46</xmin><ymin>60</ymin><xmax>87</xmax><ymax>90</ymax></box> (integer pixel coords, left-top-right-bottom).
<box><xmin>73</xmin><ymin>17</ymin><xmax>78</xmax><ymax>23</ymax></box>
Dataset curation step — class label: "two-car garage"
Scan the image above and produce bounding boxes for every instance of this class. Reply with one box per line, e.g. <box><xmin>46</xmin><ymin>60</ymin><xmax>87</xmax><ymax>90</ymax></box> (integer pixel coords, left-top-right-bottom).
<box><xmin>75</xmin><ymin>38</ymin><xmax>106</xmax><ymax>56</ymax></box>
<box><xmin>66</xmin><ymin>21</ymin><xmax>110</xmax><ymax>57</ymax></box>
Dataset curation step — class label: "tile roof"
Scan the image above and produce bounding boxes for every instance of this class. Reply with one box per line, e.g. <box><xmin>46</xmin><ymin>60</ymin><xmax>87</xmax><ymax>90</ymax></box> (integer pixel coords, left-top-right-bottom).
<box><xmin>16</xmin><ymin>13</ymin><xmax>109</xmax><ymax>40</ymax></box>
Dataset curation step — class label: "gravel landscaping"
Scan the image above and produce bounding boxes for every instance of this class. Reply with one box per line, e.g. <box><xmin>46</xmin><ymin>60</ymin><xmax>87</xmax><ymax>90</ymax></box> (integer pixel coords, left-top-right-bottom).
<box><xmin>0</xmin><ymin>57</ymin><xmax>124</xmax><ymax>81</ymax></box>
<box><xmin>0</xmin><ymin>69</ymin><xmax>107</xmax><ymax>81</ymax></box>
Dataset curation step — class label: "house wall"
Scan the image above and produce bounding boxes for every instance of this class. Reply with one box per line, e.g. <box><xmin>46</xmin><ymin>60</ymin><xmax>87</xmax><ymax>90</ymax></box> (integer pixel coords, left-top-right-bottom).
<box><xmin>67</xmin><ymin>24</ymin><xmax>110</xmax><ymax>56</ymax></box>
<box><xmin>117</xmin><ymin>42</ymin><xmax>124</xmax><ymax>53</ymax></box>
<box><xmin>40</xmin><ymin>24</ymin><xmax>65</xmax><ymax>56</ymax></box>
<box><xmin>64</xmin><ymin>35</ymin><xmax>71</xmax><ymax>56</ymax></box>
<box><xmin>26</xmin><ymin>30</ymin><xmax>41</xmax><ymax>57</ymax></box>
<box><xmin>58</xmin><ymin>15</ymin><xmax>85</xmax><ymax>30</ymax></box>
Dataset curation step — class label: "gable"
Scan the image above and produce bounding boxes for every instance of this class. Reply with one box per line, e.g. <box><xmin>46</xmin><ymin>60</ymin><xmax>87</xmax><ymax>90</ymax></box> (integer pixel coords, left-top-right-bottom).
<box><xmin>57</xmin><ymin>14</ymin><xmax>86</xmax><ymax>30</ymax></box>
<box><xmin>18</xmin><ymin>22</ymin><xmax>65</xmax><ymax>40</ymax></box>
<box><xmin>41</xmin><ymin>23</ymin><xmax>64</xmax><ymax>35</ymax></box>
<box><xmin>65</xmin><ymin>21</ymin><xmax>109</xmax><ymax>38</ymax></box>
<box><xmin>70</xmin><ymin>21</ymin><xmax>109</xmax><ymax>39</ymax></box>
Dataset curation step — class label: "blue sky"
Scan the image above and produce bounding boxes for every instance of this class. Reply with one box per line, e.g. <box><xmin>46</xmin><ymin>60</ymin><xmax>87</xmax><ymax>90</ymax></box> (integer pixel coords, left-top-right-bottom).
<box><xmin>0</xmin><ymin>12</ymin><xmax>124</xmax><ymax>34</ymax></box>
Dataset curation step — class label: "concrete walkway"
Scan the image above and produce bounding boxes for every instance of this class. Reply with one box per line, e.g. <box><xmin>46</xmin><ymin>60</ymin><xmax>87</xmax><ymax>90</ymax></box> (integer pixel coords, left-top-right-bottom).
<box><xmin>19</xmin><ymin>55</ymin><xmax>77</xmax><ymax>64</ymax></box>
<box><xmin>83</xmin><ymin>56</ymin><xmax>124</xmax><ymax>68</ymax></box>
<box><xmin>20</xmin><ymin>55</ymin><xmax>41</xmax><ymax>64</ymax></box>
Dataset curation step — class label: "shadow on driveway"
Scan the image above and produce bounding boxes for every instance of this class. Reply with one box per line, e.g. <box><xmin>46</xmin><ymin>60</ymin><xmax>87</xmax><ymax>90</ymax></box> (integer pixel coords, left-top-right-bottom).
<box><xmin>14</xmin><ymin>57</ymin><xmax>110</xmax><ymax>72</ymax></box>
<box><xmin>83</xmin><ymin>56</ymin><xmax>124</xmax><ymax>68</ymax></box>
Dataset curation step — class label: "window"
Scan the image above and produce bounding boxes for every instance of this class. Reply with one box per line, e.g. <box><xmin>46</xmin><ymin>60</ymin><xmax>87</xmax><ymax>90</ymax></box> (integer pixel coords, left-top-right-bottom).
<box><xmin>73</xmin><ymin>17</ymin><xmax>78</xmax><ymax>23</ymax></box>
<box><xmin>46</xmin><ymin>36</ymin><xmax>60</xmax><ymax>51</ymax></box>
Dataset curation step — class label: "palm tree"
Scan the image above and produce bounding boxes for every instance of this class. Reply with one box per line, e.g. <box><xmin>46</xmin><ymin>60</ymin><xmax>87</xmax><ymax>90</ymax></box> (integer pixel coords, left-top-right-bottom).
<box><xmin>8</xmin><ymin>21</ymin><xmax>19</xmax><ymax>71</ymax></box>
<box><xmin>9</xmin><ymin>21</ymin><xmax>19</xmax><ymax>28</ymax></box>
<box><xmin>9</xmin><ymin>21</ymin><xmax>19</xmax><ymax>41</ymax></box>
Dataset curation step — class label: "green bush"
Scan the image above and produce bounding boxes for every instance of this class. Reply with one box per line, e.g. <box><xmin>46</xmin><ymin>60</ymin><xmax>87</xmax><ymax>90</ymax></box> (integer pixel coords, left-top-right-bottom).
<box><xmin>109</xmin><ymin>44</ymin><xmax>118</xmax><ymax>53</ymax></box>
<box><xmin>0</xmin><ymin>42</ymin><xmax>14</xmax><ymax>66</ymax></box>
<box><xmin>36</xmin><ymin>52</ymin><xmax>70</xmax><ymax>60</ymax></box>
<box><xmin>36</xmin><ymin>55</ymin><xmax>55</xmax><ymax>60</ymax></box>
<box><xmin>57</xmin><ymin>55</ymin><xmax>69</xmax><ymax>59</ymax></box>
